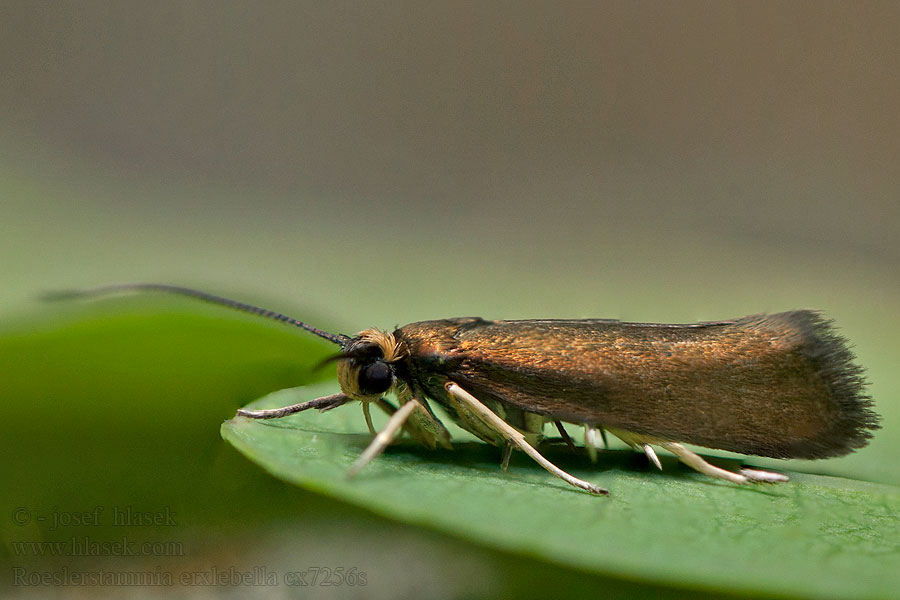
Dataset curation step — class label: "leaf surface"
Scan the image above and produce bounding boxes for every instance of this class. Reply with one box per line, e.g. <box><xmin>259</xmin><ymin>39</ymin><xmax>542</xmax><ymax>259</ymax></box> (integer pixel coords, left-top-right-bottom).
<box><xmin>223</xmin><ymin>384</ymin><xmax>900</xmax><ymax>600</ymax></box>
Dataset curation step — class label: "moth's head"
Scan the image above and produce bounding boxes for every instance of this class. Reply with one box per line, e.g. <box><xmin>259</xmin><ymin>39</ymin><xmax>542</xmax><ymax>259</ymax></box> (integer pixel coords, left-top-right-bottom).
<box><xmin>335</xmin><ymin>329</ymin><xmax>404</xmax><ymax>402</ymax></box>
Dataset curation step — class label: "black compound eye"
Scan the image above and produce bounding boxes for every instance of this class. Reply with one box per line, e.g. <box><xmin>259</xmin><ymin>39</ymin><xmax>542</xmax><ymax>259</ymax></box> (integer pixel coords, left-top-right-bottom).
<box><xmin>359</xmin><ymin>360</ymin><xmax>392</xmax><ymax>395</ymax></box>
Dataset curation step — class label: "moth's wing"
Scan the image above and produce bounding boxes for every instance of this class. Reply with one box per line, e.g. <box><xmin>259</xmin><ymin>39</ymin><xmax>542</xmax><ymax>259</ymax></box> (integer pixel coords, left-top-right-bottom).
<box><xmin>412</xmin><ymin>317</ymin><xmax>736</xmax><ymax>424</ymax></box>
<box><xmin>396</xmin><ymin>315</ymin><xmax>877</xmax><ymax>459</ymax></box>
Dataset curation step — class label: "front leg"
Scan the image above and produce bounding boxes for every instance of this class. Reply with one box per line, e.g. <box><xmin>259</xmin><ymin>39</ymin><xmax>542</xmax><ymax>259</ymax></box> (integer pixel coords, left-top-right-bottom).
<box><xmin>347</xmin><ymin>400</ymin><xmax>421</xmax><ymax>478</ymax></box>
<box><xmin>348</xmin><ymin>391</ymin><xmax>452</xmax><ymax>479</ymax></box>
<box><xmin>393</xmin><ymin>385</ymin><xmax>453</xmax><ymax>450</ymax></box>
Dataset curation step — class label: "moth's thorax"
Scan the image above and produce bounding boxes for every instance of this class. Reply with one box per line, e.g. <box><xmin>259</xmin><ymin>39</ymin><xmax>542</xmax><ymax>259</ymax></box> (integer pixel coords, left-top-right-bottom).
<box><xmin>336</xmin><ymin>328</ymin><xmax>406</xmax><ymax>401</ymax></box>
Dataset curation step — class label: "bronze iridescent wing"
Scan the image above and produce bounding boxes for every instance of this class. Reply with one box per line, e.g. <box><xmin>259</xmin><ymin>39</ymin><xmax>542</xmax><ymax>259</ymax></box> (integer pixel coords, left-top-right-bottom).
<box><xmin>395</xmin><ymin>314</ymin><xmax>877</xmax><ymax>459</ymax></box>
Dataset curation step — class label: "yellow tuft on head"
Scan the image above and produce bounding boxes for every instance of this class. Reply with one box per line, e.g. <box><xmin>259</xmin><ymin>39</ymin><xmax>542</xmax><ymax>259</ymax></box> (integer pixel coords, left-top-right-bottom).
<box><xmin>357</xmin><ymin>328</ymin><xmax>404</xmax><ymax>362</ymax></box>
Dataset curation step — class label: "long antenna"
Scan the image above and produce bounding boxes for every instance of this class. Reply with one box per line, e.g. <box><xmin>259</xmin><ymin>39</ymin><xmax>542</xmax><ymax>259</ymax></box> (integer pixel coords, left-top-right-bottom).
<box><xmin>43</xmin><ymin>283</ymin><xmax>350</xmax><ymax>347</ymax></box>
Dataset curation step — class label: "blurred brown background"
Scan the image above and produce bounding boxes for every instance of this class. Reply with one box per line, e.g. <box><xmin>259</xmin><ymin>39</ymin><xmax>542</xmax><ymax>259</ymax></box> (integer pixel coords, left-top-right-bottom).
<box><xmin>1</xmin><ymin>1</ymin><xmax>898</xmax><ymax>471</ymax></box>
<box><xmin>3</xmin><ymin>2</ymin><xmax>898</xmax><ymax>253</ymax></box>
<box><xmin>3</xmin><ymin>2</ymin><xmax>899</xmax><ymax>301</ymax></box>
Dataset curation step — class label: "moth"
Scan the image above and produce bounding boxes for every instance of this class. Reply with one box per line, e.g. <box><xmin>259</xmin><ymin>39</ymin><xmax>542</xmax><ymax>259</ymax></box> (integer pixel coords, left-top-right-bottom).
<box><xmin>53</xmin><ymin>284</ymin><xmax>880</xmax><ymax>495</ymax></box>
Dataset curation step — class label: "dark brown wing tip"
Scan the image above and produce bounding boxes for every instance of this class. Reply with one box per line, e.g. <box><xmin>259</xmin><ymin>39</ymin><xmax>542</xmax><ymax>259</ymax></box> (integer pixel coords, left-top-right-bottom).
<box><xmin>779</xmin><ymin>310</ymin><xmax>881</xmax><ymax>458</ymax></box>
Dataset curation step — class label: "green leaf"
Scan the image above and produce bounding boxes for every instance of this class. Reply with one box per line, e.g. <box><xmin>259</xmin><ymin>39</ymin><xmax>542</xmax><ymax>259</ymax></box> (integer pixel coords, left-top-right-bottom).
<box><xmin>224</xmin><ymin>383</ymin><xmax>900</xmax><ymax>600</ymax></box>
<box><xmin>0</xmin><ymin>299</ymin><xmax>336</xmax><ymax>518</ymax></box>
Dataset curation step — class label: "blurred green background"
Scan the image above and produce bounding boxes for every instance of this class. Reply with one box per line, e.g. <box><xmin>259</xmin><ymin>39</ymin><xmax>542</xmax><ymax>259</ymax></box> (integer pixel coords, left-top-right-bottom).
<box><xmin>1</xmin><ymin>2</ymin><xmax>898</xmax><ymax>598</ymax></box>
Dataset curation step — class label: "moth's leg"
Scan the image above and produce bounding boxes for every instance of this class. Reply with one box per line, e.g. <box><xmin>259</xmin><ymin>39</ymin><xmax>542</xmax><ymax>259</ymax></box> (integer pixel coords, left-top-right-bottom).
<box><xmin>658</xmin><ymin>442</ymin><xmax>789</xmax><ymax>484</ymax></box>
<box><xmin>375</xmin><ymin>397</ymin><xmax>398</xmax><ymax>417</ymax></box>
<box><xmin>641</xmin><ymin>444</ymin><xmax>662</xmax><ymax>470</ymax></box>
<box><xmin>501</xmin><ymin>414</ymin><xmax>543</xmax><ymax>468</ymax></box>
<box><xmin>347</xmin><ymin>399</ymin><xmax>420</xmax><ymax>478</ymax></box>
<box><xmin>609</xmin><ymin>426</ymin><xmax>789</xmax><ymax>484</ymax></box>
<box><xmin>554</xmin><ymin>421</ymin><xmax>579</xmax><ymax>454</ymax></box>
<box><xmin>606</xmin><ymin>427</ymin><xmax>665</xmax><ymax>471</ymax></box>
<box><xmin>657</xmin><ymin>442</ymin><xmax>747</xmax><ymax>484</ymax></box>
<box><xmin>374</xmin><ymin>397</ymin><xmax>453</xmax><ymax>450</ymax></box>
<box><xmin>583</xmin><ymin>425</ymin><xmax>607</xmax><ymax>463</ymax></box>
<box><xmin>372</xmin><ymin>398</ymin><xmax>406</xmax><ymax>447</ymax></box>
<box><xmin>522</xmin><ymin>412</ymin><xmax>546</xmax><ymax>448</ymax></box>
<box><xmin>397</xmin><ymin>387</ymin><xmax>453</xmax><ymax>450</ymax></box>
<box><xmin>362</xmin><ymin>402</ymin><xmax>377</xmax><ymax>436</ymax></box>
<box><xmin>238</xmin><ymin>393</ymin><xmax>349</xmax><ymax>419</ymax></box>
<box><xmin>500</xmin><ymin>443</ymin><xmax>513</xmax><ymax>471</ymax></box>
<box><xmin>739</xmin><ymin>467</ymin><xmax>791</xmax><ymax>483</ymax></box>
<box><xmin>444</xmin><ymin>382</ymin><xmax>608</xmax><ymax>495</ymax></box>
<box><xmin>443</xmin><ymin>393</ymin><xmax>506</xmax><ymax>446</ymax></box>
